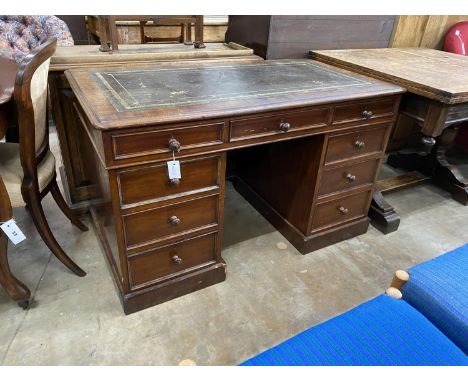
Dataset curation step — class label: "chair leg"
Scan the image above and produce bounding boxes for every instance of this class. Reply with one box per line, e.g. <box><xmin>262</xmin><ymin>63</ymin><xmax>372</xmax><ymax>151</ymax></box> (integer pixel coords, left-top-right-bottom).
<box><xmin>26</xmin><ymin>192</ymin><xmax>86</xmax><ymax>277</ymax></box>
<box><xmin>0</xmin><ymin>233</ymin><xmax>31</xmax><ymax>308</ymax></box>
<box><xmin>50</xmin><ymin>180</ymin><xmax>88</xmax><ymax>232</ymax></box>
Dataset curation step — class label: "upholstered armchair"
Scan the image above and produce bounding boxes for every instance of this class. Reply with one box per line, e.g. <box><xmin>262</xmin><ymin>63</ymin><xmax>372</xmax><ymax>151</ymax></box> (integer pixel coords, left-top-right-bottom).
<box><xmin>0</xmin><ymin>15</ymin><xmax>74</xmax><ymax>63</ymax></box>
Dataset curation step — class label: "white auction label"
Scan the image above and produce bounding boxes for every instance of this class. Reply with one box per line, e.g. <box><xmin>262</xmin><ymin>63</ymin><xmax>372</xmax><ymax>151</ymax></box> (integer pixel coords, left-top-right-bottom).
<box><xmin>0</xmin><ymin>219</ymin><xmax>26</xmax><ymax>245</ymax></box>
<box><xmin>167</xmin><ymin>160</ymin><xmax>181</xmax><ymax>180</ymax></box>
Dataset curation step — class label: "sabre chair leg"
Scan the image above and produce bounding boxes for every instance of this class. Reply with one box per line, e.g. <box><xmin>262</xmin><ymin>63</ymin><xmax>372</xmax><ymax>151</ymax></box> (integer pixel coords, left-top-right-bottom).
<box><xmin>0</xmin><ymin>232</ymin><xmax>31</xmax><ymax>308</ymax></box>
<box><xmin>26</xmin><ymin>192</ymin><xmax>86</xmax><ymax>277</ymax></box>
<box><xmin>50</xmin><ymin>180</ymin><xmax>88</xmax><ymax>232</ymax></box>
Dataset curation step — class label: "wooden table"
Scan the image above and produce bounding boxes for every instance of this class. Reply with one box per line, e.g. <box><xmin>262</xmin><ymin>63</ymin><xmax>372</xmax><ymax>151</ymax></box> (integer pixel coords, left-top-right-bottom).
<box><xmin>67</xmin><ymin>59</ymin><xmax>403</xmax><ymax>313</ymax></box>
<box><xmin>310</xmin><ymin>48</ymin><xmax>468</xmax><ymax>233</ymax></box>
<box><xmin>0</xmin><ymin>57</ymin><xmax>18</xmax><ymax>140</ymax></box>
<box><xmin>48</xmin><ymin>42</ymin><xmax>263</xmax><ymax>208</ymax></box>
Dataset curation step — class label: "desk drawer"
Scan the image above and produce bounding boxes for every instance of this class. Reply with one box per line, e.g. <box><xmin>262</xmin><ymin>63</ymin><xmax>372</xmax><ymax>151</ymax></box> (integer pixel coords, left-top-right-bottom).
<box><xmin>333</xmin><ymin>98</ymin><xmax>395</xmax><ymax>124</ymax></box>
<box><xmin>325</xmin><ymin>126</ymin><xmax>387</xmax><ymax>164</ymax></box>
<box><xmin>118</xmin><ymin>155</ymin><xmax>220</xmax><ymax>205</ymax></box>
<box><xmin>111</xmin><ymin>122</ymin><xmax>224</xmax><ymax>161</ymax></box>
<box><xmin>318</xmin><ymin>159</ymin><xmax>379</xmax><ymax>196</ymax></box>
<box><xmin>123</xmin><ymin>195</ymin><xmax>219</xmax><ymax>250</ymax></box>
<box><xmin>128</xmin><ymin>232</ymin><xmax>217</xmax><ymax>289</ymax></box>
<box><xmin>230</xmin><ymin>107</ymin><xmax>330</xmax><ymax>141</ymax></box>
<box><xmin>312</xmin><ymin>190</ymin><xmax>371</xmax><ymax>230</ymax></box>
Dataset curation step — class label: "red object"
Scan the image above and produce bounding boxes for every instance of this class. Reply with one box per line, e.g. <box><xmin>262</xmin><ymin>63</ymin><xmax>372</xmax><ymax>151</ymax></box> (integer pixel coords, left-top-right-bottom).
<box><xmin>443</xmin><ymin>21</ymin><xmax>468</xmax><ymax>56</ymax></box>
<box><xmin>443</xmin><ymin>21</ymin><xmax>468</xmax><ymax>149</ymax></box>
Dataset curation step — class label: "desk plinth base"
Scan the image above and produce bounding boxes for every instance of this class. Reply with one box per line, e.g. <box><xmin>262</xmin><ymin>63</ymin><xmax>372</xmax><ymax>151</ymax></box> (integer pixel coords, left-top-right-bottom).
<box><xmin>122</xmin><ymin>264</ymin><xmax>226</xmax><ymax>315</ymax></box>
<box><xmin>90</xmin><ymin>206</ymin><xmax>226</xmax><ymax>315</ymax></box>
<box><xmin>233</xmin><ymin>177</ymin><xmax>369</xmax><ymax>254</ymax></box>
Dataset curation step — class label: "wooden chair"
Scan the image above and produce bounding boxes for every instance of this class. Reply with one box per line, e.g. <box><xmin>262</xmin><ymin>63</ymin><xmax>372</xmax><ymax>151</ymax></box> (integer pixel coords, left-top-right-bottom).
<box><xmin>98</xmin><ymin>15</ymin><xmax>205</xmax><ymax>52</ymax></box>
<box><xmin>0</xmin><ymin>38</ymin><xmax>87</xmax><ymax>303</ymax></box>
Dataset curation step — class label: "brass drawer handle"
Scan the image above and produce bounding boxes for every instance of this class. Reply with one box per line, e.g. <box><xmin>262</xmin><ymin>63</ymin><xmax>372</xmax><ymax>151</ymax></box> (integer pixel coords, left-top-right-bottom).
<box><xmin>169</xmin><ymin>216</ymin><xmax>181</xmax><ymax>226</ymax></box>
<box><xmin>346</xmin><ymin>173</ymin><xmax>356</xmax><ymax>182</ymax></box>
<box><xmin>169</xmin><ymin>178</ymin><xmax>180</xmax><ymax>187</ymax></box>
<box><xmin>171</xmin><ymin>255</ymin><xmax>183</xmax><ymax>265</ymax></box>
<box><xmin>279</xmin><ymin>122</ymin><xmax>290</xmax><ymax>132</ymax></box>
<box><xmin>168</xmin><ymin>138</ymin><xmax>181</xmax><ymax>152</ymax></box>
<box><xmin>362</xmin><ymin>110</ymin><xmax>373</xmax><ymax>119</ymax></box>
<box><xmin>339</xmin><ymin>206</ymin><xmax>349</xmax><ymax>214</ymax></box>
<box><xmin>354</xmin><ymin>140</ymin><xmax>365</xmax><ymax>149</ymax></box>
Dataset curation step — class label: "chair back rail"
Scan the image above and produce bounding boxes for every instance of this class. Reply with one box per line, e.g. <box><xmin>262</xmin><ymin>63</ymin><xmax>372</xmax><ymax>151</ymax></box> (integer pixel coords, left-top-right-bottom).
<box><xmin>13</xmin><ymin>37</ymin><xmax>56</xmax><ymax>194</ymax></box>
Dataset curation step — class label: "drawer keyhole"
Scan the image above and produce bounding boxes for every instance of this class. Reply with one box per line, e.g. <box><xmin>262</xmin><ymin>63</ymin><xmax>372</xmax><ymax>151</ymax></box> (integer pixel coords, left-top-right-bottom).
<box><xmin>339</xmin><ymin>206</ymin><xmax>349</xmax><ymax>215</ymax></box>
<box><xmin>354</xmin><ymin>140</ymin><xmax>365</xmax><ymax>149</ymax></box>
<box><xmin>362</xmin><ymin>110</ymin><xmax>373</xmax><ymax>119</ymax></box>
<box><xmin>172</xmin><ymin>255</ymin><xmax>183</xmax><ymax>265</ymax></box>
<box><xmin>169</xmin><ymin>216</ymin><xmax>181</xmax><ymax>226</ymax></box>
<box><xmin>346</xmin><ymin>173</ymin><xmax>356</xmax><ymax>182</ymax></box>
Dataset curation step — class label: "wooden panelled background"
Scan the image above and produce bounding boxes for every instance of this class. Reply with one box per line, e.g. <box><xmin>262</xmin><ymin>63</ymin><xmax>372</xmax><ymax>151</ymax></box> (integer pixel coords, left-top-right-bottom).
<box><xmin>391</xmin><ymin>16</ymin><xmax>468</xmax><ymax>49</ymax></box>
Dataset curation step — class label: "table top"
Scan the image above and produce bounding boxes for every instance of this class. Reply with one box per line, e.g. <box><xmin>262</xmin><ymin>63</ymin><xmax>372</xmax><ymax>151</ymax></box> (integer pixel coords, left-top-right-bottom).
<box><xmin>310</xmin><ymin>48</ymin><xmax>468</xmax><ymax>104</ymax></box>
<box><xmin>66</xmin><ymin>59</ymin><xmax>404</xmax><ymax>130</ymax></box>
<box><xmin>50</xmin><ymin>42</ymin><xmax>258</xmax><ymax>71</ymax></box>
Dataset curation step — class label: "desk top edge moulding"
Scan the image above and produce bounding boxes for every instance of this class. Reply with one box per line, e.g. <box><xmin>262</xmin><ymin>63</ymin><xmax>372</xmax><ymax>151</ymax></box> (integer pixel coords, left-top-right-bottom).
<box><xmin>67</xmin><ymin>59</ymin><xmax>404</xmax><ymax>314</ymax></box>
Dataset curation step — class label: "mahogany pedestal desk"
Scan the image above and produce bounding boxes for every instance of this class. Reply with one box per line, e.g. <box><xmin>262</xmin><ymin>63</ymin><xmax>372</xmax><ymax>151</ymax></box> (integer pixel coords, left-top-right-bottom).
<box><xmin>48</xmin><ymin>42</ymin><xmax>261</xmax><ymax>208</ymax></box>
<box><xmin>66</xmin><ymin>60</ymin><xmax>404</xmax><ymax>314</ymax></box>
<box><xmin>310</xmin><ymin>48</ymin><xmax>468</xmax><ymax>234</ymax></box>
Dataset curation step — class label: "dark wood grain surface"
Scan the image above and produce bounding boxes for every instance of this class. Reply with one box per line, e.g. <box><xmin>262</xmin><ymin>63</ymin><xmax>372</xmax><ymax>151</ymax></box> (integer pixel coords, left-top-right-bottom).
<box><xmin>310</xmin><ymin>48</ymin><xmax>468</xmax><ymax>104</ymax></box>
<box><xmin>66</xmin><ymin>59</ymin><xmax>404</xmax><ymax>130</ymax></box>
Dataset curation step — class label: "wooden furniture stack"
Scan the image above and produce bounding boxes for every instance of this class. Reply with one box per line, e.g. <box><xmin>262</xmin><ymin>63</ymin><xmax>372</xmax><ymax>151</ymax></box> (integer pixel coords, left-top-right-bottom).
<box><xmin>66</xmin><ymin>60</ymin><xmax>403</xmax><ymax>313</ymax></box>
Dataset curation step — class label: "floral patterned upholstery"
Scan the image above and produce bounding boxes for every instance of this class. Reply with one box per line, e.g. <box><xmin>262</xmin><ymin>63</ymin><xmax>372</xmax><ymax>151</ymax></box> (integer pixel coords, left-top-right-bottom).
<box><xmin>0</xmin><ymin>15</ymin><xmax>73</xmax><ymax>62</ymax></box>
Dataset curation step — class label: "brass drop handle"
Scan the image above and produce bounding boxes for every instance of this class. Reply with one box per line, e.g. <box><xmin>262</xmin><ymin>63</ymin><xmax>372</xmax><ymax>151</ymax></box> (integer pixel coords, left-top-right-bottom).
<box><xmin>354</xmin><ymin>140</ymin><xmax>365</xmax><ymax>149</ymax></box>
<box><xmin>169</xmin><ymin>215</ymin><xmax>181</xmax><ymax>226</ymax></box>
<box><xmin>169</xmin><ymin>178</ymin><xmax>180</xmax><ymax>187</ymax></box>
<box><xmin>362</xmin><ymin>110</ymin><xmax>373</xmax><ymax>119</ymax></box>
<box><xmin>339</xmin><ymin>206</ymin><xmax>349</xmax><ymax>215</ymax></box>
<box><xmin>171</xmin><ymin>255</ymin><xmax>182</xmax><ymax>265</ymax></box>
<box><xmin>346</xmin><ymin>173</ymin><xmax>356</xmax><ymax>182</ymax></box>
<box><xmin>279</xmin><ymin>122</ymin><xmax>290</xmax><ymax>132</ymax></box>
<box><xmin>168</xmin><ymin>138</ymin><xmax>181</xmax><ymax>152</ymax></box>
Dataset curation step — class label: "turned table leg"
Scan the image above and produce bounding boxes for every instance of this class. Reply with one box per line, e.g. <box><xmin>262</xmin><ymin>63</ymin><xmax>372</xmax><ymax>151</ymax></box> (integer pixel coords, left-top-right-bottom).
<box><xmin>388</xmin><ymin>125</ymin><xmax>468</xmax><ymax>205</ymax></box>
<box><xmin>431</xmin><ymin>125</ymin><xmax>468</xmax><ymax>205</ymax></box>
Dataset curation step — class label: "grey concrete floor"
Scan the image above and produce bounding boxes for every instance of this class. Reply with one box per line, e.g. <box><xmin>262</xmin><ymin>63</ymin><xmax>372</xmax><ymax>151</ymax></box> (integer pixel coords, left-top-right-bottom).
<box><xmin>1</xmin><ymin>135</ymin><xmax>468</xmax><ymax>365</ymax></box>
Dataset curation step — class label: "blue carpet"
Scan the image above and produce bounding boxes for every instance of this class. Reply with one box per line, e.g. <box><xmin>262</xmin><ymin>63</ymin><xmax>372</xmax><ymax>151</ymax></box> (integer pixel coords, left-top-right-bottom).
<box><xmin>403</xmin><ymin>244</ymin><xmax>468</xmax><ymax>354</ymax></box>
<box><xmin>240</xmin><ymin>294</ymin><xmax>468</xmax><ymax>366</ymax></box>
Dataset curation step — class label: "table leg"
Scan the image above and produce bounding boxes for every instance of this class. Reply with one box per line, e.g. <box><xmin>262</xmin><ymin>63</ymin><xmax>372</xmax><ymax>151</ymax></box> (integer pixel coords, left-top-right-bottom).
<box><xmin>388</xmin><ymin>125</ymin><xmax>468</xmax><ymax>205</ymax></box>
<box><xmin>194</xmin><ymin>16</ymin><xmax>205</xmax><ymax>49</ymax></box>
<box><xmin>368</xmin><ymin>189</ymin><xmax>400</xmax><ymax>234</ymax></box>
